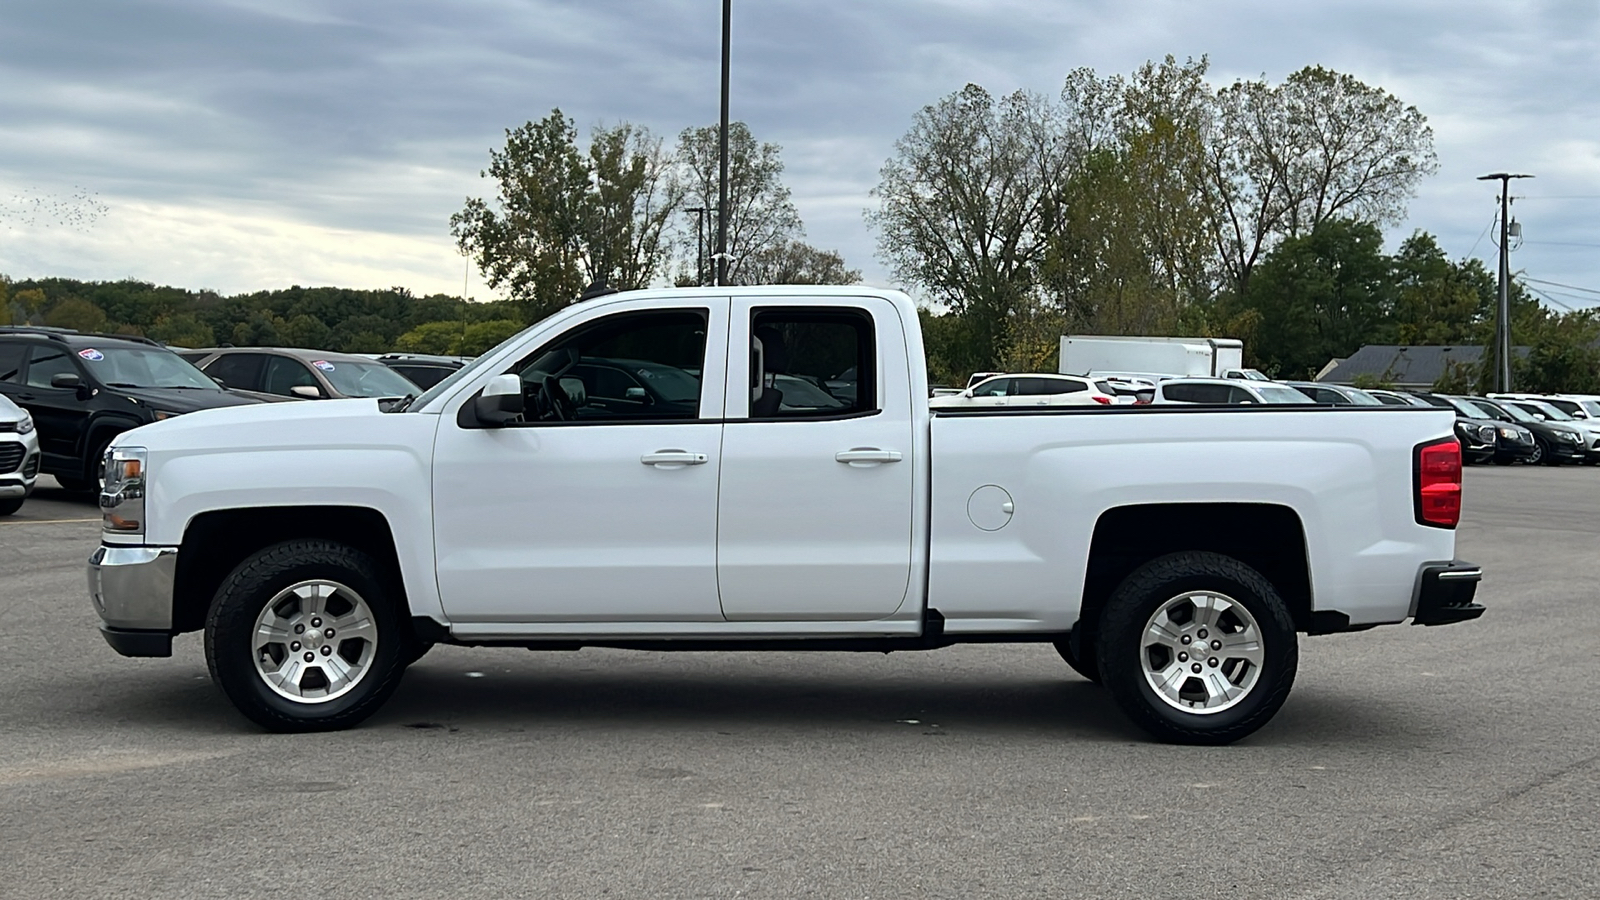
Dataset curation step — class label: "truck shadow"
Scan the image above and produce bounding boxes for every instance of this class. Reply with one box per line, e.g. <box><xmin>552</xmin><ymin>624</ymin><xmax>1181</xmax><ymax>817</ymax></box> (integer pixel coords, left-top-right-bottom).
<box><xmin>380</xmin><ymin>664</ymin><xmax>1142</xmax><ymax>741</ymax></box>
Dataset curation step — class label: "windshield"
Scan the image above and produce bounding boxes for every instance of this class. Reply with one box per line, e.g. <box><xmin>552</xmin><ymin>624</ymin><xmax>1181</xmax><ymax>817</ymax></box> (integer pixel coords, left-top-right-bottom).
<box><xmin>1258</xmin><ymin>386</ymin><xmax>1314</xmax><ymax>403</ymax></box>
<box><xmin>318</xmin><ymin>360</ymin><xmax>420</xmax><ymax>398</ymax></box>
<box><xmin>1444</xmin><ymin>397</ymin><xmax>1488</xmax><ymax>418</ymax></box>
<box><xmin>1578</xmin><ymin>400</ymin><xmax>1600</xmax><ymax>417</ymax></box>
<box><xmin>1485</xmin><ymin>399</ymin><xmax>1538</xmax><ymax>424</ymax></box>
<box><xmin>1344</xmin><ymin>388</ymin><xmax>1384</xmax><ymax>405</ymax></box>
<box><xmin>1512</xmin><ymin>401</ymin><xmax>1568</xmax><ymax>421</ymax></box>
<box><xmin>81</xmin><ymin>345</ymin><xmax>219</xmax><ymax>389</ymax></box>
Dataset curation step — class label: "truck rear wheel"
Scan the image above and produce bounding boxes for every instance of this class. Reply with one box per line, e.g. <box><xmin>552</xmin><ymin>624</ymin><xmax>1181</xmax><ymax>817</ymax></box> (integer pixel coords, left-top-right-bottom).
<box><xmin>205</xmin><ymin>540</ymin><xmax>409</xmax><ymax>733</ymax></box>
<box><xmin>1095</xmin><ymin>551</ymin><xmax>1297</xmax><ymax>745</ymax></box>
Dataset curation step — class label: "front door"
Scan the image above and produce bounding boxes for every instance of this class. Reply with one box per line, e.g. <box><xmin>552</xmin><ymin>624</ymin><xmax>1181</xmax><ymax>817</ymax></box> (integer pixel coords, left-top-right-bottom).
<box><xmin>15</xmin><ymin>343</ymin><xmax>93</xmax><ymax>468</ymax></box>
<box><xmin>432</xmin><ymin>300</ymin><xmax>730</xmax><ymax>624</ymax></box>
<box><xmin>716</xmin><ymin>299</ymin><xmax>916</xmax><ymax>621</ymax></box>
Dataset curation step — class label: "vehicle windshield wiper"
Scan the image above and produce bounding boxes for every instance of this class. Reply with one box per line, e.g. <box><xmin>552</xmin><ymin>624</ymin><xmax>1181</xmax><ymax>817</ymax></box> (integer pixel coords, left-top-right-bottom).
<box><xmin>387</xmin><ymin>393</ymin><xmax>416</xmax><ymax>413</ymax></box>
<box><xmin>104</xmin><ymin>382</ymin><xmax>144</xmax><ymax>388</ymax></box>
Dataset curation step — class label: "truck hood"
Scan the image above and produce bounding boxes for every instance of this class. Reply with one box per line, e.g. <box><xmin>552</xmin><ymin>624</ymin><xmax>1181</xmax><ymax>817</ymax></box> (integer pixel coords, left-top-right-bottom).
<box><xmin>116</xmin><ymin>386</ymin><xmax>264</xmax><ymax>414</ymax></box>
<box><xmin>112</xmin><ymin>397</ymin><xmax>389</xmax><ymax>452</ymax></box>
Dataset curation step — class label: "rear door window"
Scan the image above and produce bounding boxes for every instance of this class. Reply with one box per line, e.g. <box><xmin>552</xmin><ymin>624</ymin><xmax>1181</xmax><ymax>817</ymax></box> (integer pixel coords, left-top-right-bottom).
<box><xmin>748</xmin><ymin>308</ymin><xmax>873</xmax><ymax>418</ymax></box>
<box><xmin>262</xmin><ymin>356</ymin><xmax>320</xmax><ymax>397</ymax></box>
<box><xmin>0</xmin><ymin>342</ymin><xmax>25</xmax><ymax>383</ymax></box>
<box><xmin>203</xmin><ymin>353</ymin><xmax>269</xmax><ymax>392</ymax></box>
<box><xmin>1015</xmin><ymin>377</ymin><xmax>1085</xmax><ymax>396</ymax></box>
<box><xmin>972</xmin><ymin>378</ymin><xmax>1011</xmax><ymax>398</ymax></box>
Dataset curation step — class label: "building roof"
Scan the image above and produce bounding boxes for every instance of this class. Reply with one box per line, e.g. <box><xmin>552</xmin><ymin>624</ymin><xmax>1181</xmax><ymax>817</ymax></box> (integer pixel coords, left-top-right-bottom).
<box><xmin>1316</xmin><ymin>345</ymin><xmax>1522</xmax><ymax>388</ymax></box>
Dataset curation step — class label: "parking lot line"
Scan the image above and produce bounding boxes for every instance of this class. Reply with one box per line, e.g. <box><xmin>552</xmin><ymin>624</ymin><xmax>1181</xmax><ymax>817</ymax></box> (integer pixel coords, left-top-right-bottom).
<box><xmin>0</xmin><ymin>518</ymin><xmax>99</xmax><ymax>526</ymax></box>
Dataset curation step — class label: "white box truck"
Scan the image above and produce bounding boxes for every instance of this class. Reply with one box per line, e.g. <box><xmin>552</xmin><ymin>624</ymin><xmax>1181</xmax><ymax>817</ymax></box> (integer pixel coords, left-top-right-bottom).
<box><xmin>1059</xmin><ymin>335</ymin><xmax>1265</xmax><ymax>380</ymax></box>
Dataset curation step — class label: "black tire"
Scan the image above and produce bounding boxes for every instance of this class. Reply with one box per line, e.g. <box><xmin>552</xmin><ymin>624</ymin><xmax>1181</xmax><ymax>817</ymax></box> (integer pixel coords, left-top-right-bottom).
<box><xmin>205</xmin><ymin>540</ymin><xmax>411</xmax><ymax>733</ymax></box>
<box><xmin>1095</xmin><ymin>551</ymin><xmax>1298</xmax><ymax>745</ymax></box>
<box><xmin>1053</xmin><ymin>635</ymin><xmax>1100</xmax><ymax>684</ymax></box>
<box><xmin>1528</xmin><ymin>440</ymin><xmax>1546</xmax><ymax>465</ymax></box>
<box><xmin>0</xmin><ymin>498</ymin><xmax>22</xmax><ymax>516</ymax></box>
<box><xmin>57</xmin><ymin>437</ymin><xmax>113</xmax><ymax>494</ymax></box>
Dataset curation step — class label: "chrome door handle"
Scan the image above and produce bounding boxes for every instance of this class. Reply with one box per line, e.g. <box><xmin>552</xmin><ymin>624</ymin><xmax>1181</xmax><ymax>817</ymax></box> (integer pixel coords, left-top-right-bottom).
<box><xmin>835</xmin><ymin>448</ymin><xmax>903</xmax><ymax>466</ymax></box>
<box><xmin>641</xmin><ymin>450</ymin><xmax>708</xmax><ymax>467</ymax></box>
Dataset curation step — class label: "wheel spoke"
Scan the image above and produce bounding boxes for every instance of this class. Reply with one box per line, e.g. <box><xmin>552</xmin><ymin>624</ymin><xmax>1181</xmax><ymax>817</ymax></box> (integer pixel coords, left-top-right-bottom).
<box><xmin>256</xmin><ymin>619</ymin><xmax>293</xmax><ymax>647</ymax></box>
<box><xmin>1145</xmin><ymin>617</ymin><xmax>1184</xmax><ymax>651</ymax></box>
<box><xmin>293</xmin><ymin>582</ymin><xmax>332</xmax><ymax>616</ymax></box>
<box><xmin>1203</xmin><ymin>671</ymin><xmax>1240</xmax><ymax>704</ymax></box>
<box><xmin>1219</xmin><ymin>631</ymin><xmax>1264</xmax><ymax>667</ymax></box>
<box><xmin>319</xmin><ymin>654</ymin><xmax>355</xmax><ymax>694</ymax></box>
<box><xmin>1191</xmin><ymin>594</ymin><xmax>1223</xmax><ymax>629</ymax></box>
<box><xmin>329</xmin><ymin>612</ymin><xmax>375</xmax><ymax>642</ymax></box>
<box><xmin>265</xmin><ymin>657</ymin><xmax>305</xmax><ymax>693</ymax></box>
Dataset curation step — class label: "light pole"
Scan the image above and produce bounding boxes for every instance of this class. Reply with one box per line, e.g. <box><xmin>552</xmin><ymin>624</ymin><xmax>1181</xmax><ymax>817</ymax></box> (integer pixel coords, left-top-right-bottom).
<box><xmin>1477</xmin><ymin>172</ymin><xmax>1532</xmax><ymax>392</ymax></box>
<box><xmin>715</xmin><ymin>0</ymin><xmax>731</xmax><ymax>287</ymax></box>
<box><xmin>686</xmin><ymin>206</ymin><xmax>708</xmax><ymax>286</ymax></box>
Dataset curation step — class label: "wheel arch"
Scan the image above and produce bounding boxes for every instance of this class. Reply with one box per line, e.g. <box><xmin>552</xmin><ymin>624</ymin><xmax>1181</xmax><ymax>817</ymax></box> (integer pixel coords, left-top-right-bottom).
<box><xmin>1078</xmin><ymin>503</ymin><xmax>1313</xmax><ymax>645</ymax></box>
<box><xmin>172</xmin><ymin>505</ymin><xmax>407</xmax><ymax>634</ymax></box>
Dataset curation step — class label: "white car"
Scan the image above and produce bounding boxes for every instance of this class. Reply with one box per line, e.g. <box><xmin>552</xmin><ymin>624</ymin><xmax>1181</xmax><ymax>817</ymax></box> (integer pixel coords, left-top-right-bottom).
<box><xmin>1153</xmin><ymin>378</ymin><xmax>1315</xmax><ymax>405</ymax></box>
<box><xmin>88</xmin><ymin>285</ymin><xmax>1481</xmax><ymax>745</ymax></box>
<box><xmin>0</xmin><ymin>393</ymin><xmax>40</xmax><ymax>516</ymax></box>
<box><xmin>930</xmin><ymin>373</ymin><xmax>1116</xmax><ymax>408</ymax></box>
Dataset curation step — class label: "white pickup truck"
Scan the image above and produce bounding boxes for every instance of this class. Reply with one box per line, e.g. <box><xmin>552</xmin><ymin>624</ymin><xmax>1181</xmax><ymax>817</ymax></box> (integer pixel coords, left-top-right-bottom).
<box><xmin>88</xmin><ymin>287</ymin><xmax>1484</xmax><ymax>744</ymax></box>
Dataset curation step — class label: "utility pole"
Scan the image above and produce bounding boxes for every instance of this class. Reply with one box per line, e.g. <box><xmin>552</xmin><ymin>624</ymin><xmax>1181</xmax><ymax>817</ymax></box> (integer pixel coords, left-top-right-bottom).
<box><xmin>1477</xmin><ymin>172</ymin><xmax>1532</xmax><ymax>392</ymax></box>
<box><xmin>715</xmin><ymin>0</ymin><xmax>731</xmax><ymax>287</ymax></box>
<box><xmin>686</xmin><ymin>207</ymin><xmax>708</xmax><ymax>285</ymax></box>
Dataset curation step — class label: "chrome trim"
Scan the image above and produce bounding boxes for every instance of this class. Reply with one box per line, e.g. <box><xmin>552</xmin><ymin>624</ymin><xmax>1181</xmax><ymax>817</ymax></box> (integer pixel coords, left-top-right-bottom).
<box><xmin>88</xmin><ymin>545</ymin><xmax>178</xmax><ymax>631</ymax></box>
<box><xmin>1435</xmin><ymin>568</ymin><xmax>1483</xmax><ymax>581</ymax></box>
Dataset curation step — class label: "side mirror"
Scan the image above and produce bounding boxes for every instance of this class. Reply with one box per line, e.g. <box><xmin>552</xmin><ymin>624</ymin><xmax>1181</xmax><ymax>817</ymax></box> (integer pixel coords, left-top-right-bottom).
<box><xmin>50</xmin><ymin>372</ymin><xmax>82</xmax><ymax>390</ymax></box>
<box><xmin>289</xmin><ymin>385</ymin><xmax>323</xmax><ymax>399</ymax></box>
<box><xmin>1534</xmin><ymin>413</ymin><xmax>1547</xmax><ymax>421</ymax></box>
<box><xmin>623</xmin><ymin>386</ymin><xmax>647</xmax><ymax>402</ymax></box>
<box><xmin>472</xmin><ymin>374</ymin><xmax>524</xmax><ymax>426</ymax></box>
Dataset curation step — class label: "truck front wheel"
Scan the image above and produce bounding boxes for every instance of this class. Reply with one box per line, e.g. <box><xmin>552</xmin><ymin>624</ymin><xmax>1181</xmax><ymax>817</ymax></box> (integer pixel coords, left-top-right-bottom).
<box><xmin>205</xmin><ymin>540</ymin><xmax>410</xmax><ymax>733</ymax></box>
<box><xmin>1095</xmin><ymin>551</ymin><xmax>1297</xmax><ymax>745</ymax></box>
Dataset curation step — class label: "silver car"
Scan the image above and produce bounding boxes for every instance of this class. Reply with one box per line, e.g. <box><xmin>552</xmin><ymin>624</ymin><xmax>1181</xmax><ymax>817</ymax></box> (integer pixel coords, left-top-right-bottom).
<box><xmin>0</xmin><ymin>393</ymin><xmax>41</xmax><ymax>516</ymax></box>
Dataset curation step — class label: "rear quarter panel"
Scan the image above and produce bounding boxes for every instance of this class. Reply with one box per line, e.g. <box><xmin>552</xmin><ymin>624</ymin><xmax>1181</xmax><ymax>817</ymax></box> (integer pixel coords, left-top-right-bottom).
<box><xmin>928</xmin><ymin>407</ymin><xmax>1459</xmax><ymax>631</ymax></box>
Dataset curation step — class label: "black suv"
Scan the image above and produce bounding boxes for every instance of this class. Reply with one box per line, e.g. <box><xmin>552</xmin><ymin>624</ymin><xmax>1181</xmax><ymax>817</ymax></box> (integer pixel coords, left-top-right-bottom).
<box><xmin>0</xmin><ymin>328</ymin><xmax>262</xmax><ymax>491</ymax></box>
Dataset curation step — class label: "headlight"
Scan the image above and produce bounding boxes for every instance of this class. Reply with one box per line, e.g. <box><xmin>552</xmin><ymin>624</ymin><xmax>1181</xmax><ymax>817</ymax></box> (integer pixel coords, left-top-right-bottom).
<box><xmin>16</xmin><ymin>414</ymin><xmax>33</xmax><ymax>435</ymax></box>
<box><xmin>152</xmin><ymin>410</ymin><xmax>179</xmax><ymax>421</ymax></box>
<box><xmin>101</xmin><ymin>446</ymin><xmax>148</xmax><ymax>535</ymax></box>
<box><xmin>1563</xmin><ymin>431</ymin><xmax>1584</xmax><ymax>443</ymax></box>
<box><xmin>1498</xmin><ymin>427</ymin><xmax>1517</xmax><ymax>439</ymax></box>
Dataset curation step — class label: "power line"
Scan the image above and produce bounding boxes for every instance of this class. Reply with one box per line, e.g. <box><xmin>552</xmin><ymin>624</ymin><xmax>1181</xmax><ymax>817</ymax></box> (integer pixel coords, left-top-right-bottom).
<box><xmin>1466</xmin><ymin>212</ymin><xmax>1498</xmax><ymax>258</ymax></box>
<box><xmin>1521</xmin><ymin>276</ymin><xmax>1600</xmax><ymax>296</ymax></box>
<box><xmin>1526</xmin><ymin>287</ymin><xmax>1584</xmax><ymax>313</ymax></box>
<box><xmin>1522</xmin><ymin>240</ymin><xmax>1600</xmax><ymax>249</ymax></box>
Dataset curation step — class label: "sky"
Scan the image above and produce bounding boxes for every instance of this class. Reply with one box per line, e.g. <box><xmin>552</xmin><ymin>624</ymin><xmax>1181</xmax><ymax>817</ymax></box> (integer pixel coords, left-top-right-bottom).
<box><xmin>1</xmin><ymin>0</ymin><xmax>1597</xmax><ymax>311</ymax></box>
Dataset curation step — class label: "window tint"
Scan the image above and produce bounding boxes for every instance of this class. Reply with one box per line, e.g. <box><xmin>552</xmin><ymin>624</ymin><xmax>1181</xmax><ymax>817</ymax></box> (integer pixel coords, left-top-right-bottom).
<box><xmin>507</xmin><ymin>309</ymin><xmax>708</xmax><ymax>422</ymax></box>
<box><xmin>1015</xmin><ymin>377</ymin><xmax>1085</xmax><ymax>396</ymax></box>
<box><xmin>0</xmin><ymin>342</ymin><xmax>24</xmax><ymax>383</ymax></box>
<box><xmin>972</xmin><ymin>378</ymin><xmax>1011</xmax><ymax>398</ymax></box>
<box><xmin>749</xmin><ymin>308</ymin><xmax>874</xmax><ymax>418</ymax></box>
<box><xmin>1227</xmin><ymin>385</ymin><xmax>1258</xmax><ymax>404</ymax></box>
<box><xmin>25</xmin><ymin>345</ymin><xmax>79</xmax><ymax>389</ymax></box>
<box><xmin>262</xmin><ymin>356</ymin><xmax>319</xmax><ymax>396</ymax></box>
<box><xmin>204</xmin><ymin>354</ymin><xmax>268</xmax><ymax>392</ymax></box>
<box><xmin>1165</xmin><ymin>383</ymin><xmax>1229</xmax><ymax>403</ymax></box>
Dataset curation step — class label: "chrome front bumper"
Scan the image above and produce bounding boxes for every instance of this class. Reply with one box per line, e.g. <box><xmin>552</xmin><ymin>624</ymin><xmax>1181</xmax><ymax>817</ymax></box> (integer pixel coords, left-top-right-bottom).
<box><xmin>88</xmin><ymin>544</ymin><xmax>178</xmax><ymax>657</ymax></box>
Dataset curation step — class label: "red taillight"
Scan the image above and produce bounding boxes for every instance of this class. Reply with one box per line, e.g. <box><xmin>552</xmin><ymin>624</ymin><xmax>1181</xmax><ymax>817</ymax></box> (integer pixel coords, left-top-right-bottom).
<box><xmin>1416</xmin><ymin>439</ymin><xmax>1462</xmax><ymax>528</ymax></box>
<box><xmin>1092</xmin><ymin>395</ymin><xmax>1112</xmax><ymax>405</ymax></box>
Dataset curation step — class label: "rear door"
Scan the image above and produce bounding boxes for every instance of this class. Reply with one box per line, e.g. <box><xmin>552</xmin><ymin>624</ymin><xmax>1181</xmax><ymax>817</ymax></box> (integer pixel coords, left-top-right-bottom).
<box><xmin>201</xmin><ymin>353</ymin><xmax>270</xmax><ymax>393</ymax></box>
<box><xmin>716</xmin><ymin>298</ymin><xmax>916</xmax><ymax>621</ymax></box>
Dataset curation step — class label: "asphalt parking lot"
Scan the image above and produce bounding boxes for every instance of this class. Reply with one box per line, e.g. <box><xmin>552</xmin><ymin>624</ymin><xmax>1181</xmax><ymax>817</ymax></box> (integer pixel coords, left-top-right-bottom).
<box><xmin>2</xmin><ymin>467</ymin><xmax>1597</xmax><ymax>899</ymax></box>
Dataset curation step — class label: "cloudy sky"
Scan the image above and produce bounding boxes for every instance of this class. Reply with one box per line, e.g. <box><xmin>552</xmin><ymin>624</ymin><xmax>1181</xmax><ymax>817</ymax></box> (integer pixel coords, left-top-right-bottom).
<box><xmin>2</xmin><ymin>0</ymin><xmax>1597</xmax><ymax>310</ymax></box>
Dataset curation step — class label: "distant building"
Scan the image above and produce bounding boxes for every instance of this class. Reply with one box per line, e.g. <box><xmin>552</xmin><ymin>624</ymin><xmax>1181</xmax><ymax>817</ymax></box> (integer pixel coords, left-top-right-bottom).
<box><xmin>1315</xmin><ymin>345</ymin><xmax>1524</xmax><ymax>389</ymax></box>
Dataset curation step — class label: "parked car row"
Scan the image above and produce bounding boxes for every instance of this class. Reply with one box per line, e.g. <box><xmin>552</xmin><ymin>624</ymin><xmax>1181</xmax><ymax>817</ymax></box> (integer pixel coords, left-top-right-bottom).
<box><xmin>0</xmin><ymin>326</ymin><xmax>468</xmax><ymax>515</ymax></box>
<box><xmin>1367</xmin><ymin>389</ymin><xmax>1600</xmax><ymax>466</ymax></box>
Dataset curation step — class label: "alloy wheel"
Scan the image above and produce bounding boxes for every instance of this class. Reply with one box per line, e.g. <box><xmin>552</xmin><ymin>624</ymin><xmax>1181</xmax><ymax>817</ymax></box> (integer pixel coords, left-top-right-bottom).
<box><xmin>251</xmin><ymin>580</ymin><xmax>378</xmax><ymax>703</ymax></box>
<box><xmin>1139</xmin><ymin>591</ymin><xmax>1264</xmax><ymax>715</ymax></box>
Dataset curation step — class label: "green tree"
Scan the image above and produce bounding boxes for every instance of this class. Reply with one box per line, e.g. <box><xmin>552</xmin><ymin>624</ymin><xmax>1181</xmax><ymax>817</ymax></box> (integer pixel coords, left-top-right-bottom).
<box><xmin>395</xmin><ymin>321</ymin><xmax>467</xmax><ymax>355</ymax></box>
<box><xmin>458</xmin><ymin>319</ymin><xmax>524</xmax><ymax>356</ymax></box>
<box><xmin>1232</xmin><ymin>218</ymin><xmax>1393</xmax><ymax>379</ymax></box>
<box><xmin>675</xmin><ymin>122</ymin><xmax>803</xmax><ymax>285</ymax></box>
<box><xmin>45</xmin><ymin>297</ymin><xmax>108</xmax><ymax>332</ymax></box>
<box><xmin>283</xmin><ymin>314</ymin><xmax>332</xmax><ymax>350</ymax></box>
<box><xmin>452</xmin><ymin>111</ymin><xmax>679</xmax><ymax>322</ymax></box>
<box><xmin>737</xmin><ymin>240</ymin><xmax>861</xmax><ymax>285</ymax></box>
<box><xmin>146</xmin><ymin>313</ymin><xmax>214</xmax><ymax>348</ymax></box>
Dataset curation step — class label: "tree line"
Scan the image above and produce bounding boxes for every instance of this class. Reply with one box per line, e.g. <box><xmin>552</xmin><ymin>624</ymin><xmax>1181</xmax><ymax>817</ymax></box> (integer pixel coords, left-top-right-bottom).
<box><xmin>876</xmin><ymin>57</ymin><xmax>1600</xmax><ymax>392</ymax></box>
